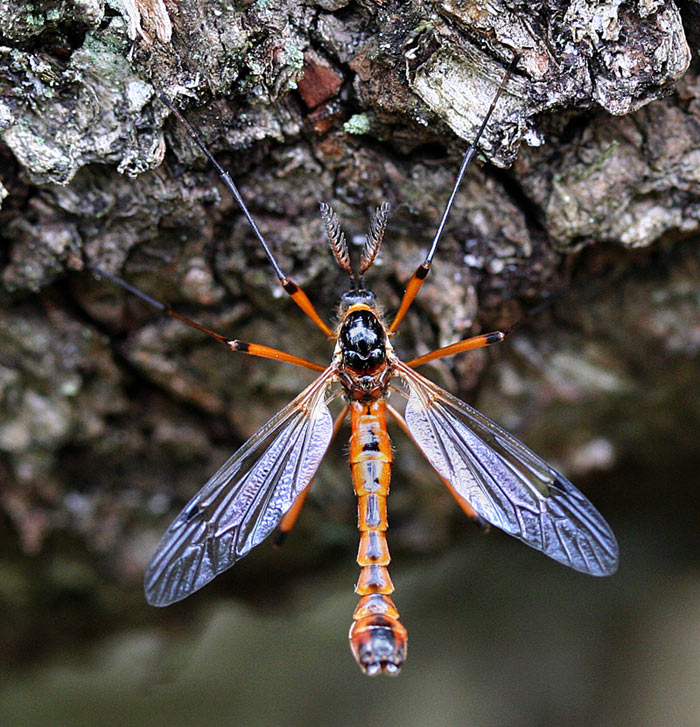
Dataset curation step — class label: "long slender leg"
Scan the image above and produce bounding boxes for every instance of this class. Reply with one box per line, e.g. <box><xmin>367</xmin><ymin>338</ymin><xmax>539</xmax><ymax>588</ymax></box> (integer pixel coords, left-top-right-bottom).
<box><xmin>385</xmin><ymin>403</ymin><xmax>489</xmax><ymax>530</ymax></box>
<box><xmin>274</xmin><ymin>404</ymin><xmax>350</xmax><ymax>546</ymax></box>
<box><xmin>389</xmin><ymin>55</ymin><xmax>520</xmax><ymax>333</ymax></box>
<box><xmin>405</xmin><ymin>295</ymin><xmax>554</xmax><ymax>367</ymax></box>
<box><xmin>88</xmin><ymin>265</ymin><xmax>326</xmax><ymax>372</ymax></box>
<box><xmin>406</xmin><ymin>330</ymin><xmax>507</xmax><ymax>368</ymax></box>
<box><xmin>158</xmin><ymin>95</ymin><xmax>333</xmax><ymax>337</ymax></box>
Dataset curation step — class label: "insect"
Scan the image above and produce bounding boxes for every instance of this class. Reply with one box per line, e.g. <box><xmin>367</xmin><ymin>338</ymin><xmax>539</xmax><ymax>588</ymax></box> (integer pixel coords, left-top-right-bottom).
<box><xmin>90</xmin><ymin>56</ymin><xmax>618</xmax><ymax>676</ymax></box>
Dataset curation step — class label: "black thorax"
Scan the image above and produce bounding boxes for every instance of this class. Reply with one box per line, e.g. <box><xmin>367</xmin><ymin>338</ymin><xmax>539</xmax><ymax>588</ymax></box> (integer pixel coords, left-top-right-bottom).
<box><xmin>338</xmin><ymin>309</ymin><xmax>389</xmax><ymax>400</ymax></box>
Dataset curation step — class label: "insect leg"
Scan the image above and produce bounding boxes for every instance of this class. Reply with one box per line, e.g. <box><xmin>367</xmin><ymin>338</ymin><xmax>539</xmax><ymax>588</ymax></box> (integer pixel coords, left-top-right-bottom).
<box><xmin>389</xmin><ymin>55</ymin><xmax>520</xmax><ymax>333</ymax></box>
<box><xmin>405</xmin><ymin>330</ymin><xmax>507</xmax><ymax>368</ymax></box>
<box><xmin>405</xmin><ymin>291</ymin><xmax>564</xmax><ymax>367</ymax></box>
<box><xmin>159</xmin><ymin>94</ymin><xmax>333</xmax><ymax>337</ymax></box>
<box><xmin>87</xmin><ymin>265</ymin><xmax>326</xmax><ymax>372</ymax></box>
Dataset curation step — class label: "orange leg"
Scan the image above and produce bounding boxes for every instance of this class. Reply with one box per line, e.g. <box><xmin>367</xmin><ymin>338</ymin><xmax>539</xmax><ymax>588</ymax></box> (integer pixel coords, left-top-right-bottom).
<box><xmin>158</xmin><ymin>95</ymin><xmax>333</xmax><ymax>338</ymax></box>
<box><xmin>389</xmin><ymin>56</ymin><xmax>520</xmax><ymax>334</ymax></box>
<box><xmin>389</xmin><ymin>262</ymin><xmax>430</xmax><ymax>333</ymax></box>
<box><xmin>88</xmin><ymin>266</ymin><xmax>326</xmax><ymax>372</ymax></box>
<box><xmin>406</xmin><ymin>330</ymin><xmax>506</xmax><ymax>368</ymax></box>
<box><xmin>280</xmin><ymin>278</ymin><xmax>334</xmax><ymax>338</ymax></box>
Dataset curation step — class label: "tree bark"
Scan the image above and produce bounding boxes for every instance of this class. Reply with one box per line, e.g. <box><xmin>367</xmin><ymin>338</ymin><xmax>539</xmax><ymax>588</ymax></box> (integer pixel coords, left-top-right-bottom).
<box><xmin>0</xmin><ymin>0</ymin><xmax>699</xmax><ymax>662</ymax></box>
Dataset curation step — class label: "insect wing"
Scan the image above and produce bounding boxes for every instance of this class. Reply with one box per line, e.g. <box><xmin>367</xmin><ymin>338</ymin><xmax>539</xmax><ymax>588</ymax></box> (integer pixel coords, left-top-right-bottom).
<box><xmin>145</xmin><ymin>369</ymin><xmax>336</xmax><ymax>606</ymax></box>
<box><xmin>396</xmin><ymin>363</ymin><xmax>618</xmax><ymax>576</ymax></box>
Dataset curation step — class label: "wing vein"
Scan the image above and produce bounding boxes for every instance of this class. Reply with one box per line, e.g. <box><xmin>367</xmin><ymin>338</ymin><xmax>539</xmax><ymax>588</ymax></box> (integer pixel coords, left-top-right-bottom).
<box><xmin>144</xmin><ymin>368</ymin><xmax>337</xmax><ymax>606</ymax></box>
<box><xmin>394</xmin><ymin>360</ymin><xmax>618</xmax><ymax>576</ymax></box>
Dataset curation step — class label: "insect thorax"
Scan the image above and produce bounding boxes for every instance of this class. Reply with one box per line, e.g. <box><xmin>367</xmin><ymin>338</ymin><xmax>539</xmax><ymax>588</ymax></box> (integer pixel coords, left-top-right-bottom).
<box><xmin>338</xmin><ymin>305</ymin><xmax>391</xmax><ymax>401</ymax></box>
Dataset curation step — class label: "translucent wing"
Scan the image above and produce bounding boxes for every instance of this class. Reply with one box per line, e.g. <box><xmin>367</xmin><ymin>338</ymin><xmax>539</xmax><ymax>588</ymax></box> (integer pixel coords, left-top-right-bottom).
<box><xmin>145</xmin><ymin>368</ymin><xmax>337</xmax><ymax>606</ymax></box>
<box><xmin>395</xmin><ymin>362</ymin><xmax>618</xmax><ymax>575</ymax></box>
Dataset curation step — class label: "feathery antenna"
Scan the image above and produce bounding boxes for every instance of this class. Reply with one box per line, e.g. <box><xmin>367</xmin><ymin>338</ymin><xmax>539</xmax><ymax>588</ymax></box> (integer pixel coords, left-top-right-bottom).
<box><xmin>360</xmin><ymin>201</ymin><xmax>390</xmax><ymax>276</ymax></box>
<box><xmin>320</xmin><ymin>202</ymin><xmax>354</xmax><ymax>282</ymax></box>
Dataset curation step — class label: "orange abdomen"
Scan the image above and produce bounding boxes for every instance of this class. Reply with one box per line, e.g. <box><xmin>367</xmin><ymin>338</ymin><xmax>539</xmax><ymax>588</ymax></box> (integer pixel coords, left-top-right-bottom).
<box><xmin>348</xmin><ymin>400</ymin><xmax>407</xmax><ymax>676</ymax></box>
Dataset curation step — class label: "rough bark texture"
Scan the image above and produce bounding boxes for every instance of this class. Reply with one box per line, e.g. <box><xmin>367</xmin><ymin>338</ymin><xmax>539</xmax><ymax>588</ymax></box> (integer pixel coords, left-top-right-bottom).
<box><xmin>0</xmin><ymin>0</ymin><xmax>699</xmax><ymax>667</ymax></box>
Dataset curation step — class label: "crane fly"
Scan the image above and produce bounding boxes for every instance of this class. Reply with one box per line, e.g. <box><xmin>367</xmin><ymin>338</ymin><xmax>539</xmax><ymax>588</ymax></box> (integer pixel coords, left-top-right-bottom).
<box><xmin>89</xmin><ymin>56</ymin><xmax>618</xmax><ymax>676</ymax></box>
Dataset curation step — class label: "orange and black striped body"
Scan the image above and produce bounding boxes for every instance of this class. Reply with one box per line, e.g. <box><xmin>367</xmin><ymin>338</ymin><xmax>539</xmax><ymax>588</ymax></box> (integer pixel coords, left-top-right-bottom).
<box><xmin>348</xmin><ymin>399</ymin><xmax>407</xmax><ymax>675</ymax></box>
<box><xmin>337</xmin><ymin>298</ymin><xmax>407</xmax><ymax>675</ymax></box>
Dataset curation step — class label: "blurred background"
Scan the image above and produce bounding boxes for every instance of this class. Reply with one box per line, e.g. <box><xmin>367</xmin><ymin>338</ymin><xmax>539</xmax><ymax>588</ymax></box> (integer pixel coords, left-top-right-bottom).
<box><xmin>1</xmin><ymin>464</ymin><xmax>698</xmax><ymax>727</ymax></box>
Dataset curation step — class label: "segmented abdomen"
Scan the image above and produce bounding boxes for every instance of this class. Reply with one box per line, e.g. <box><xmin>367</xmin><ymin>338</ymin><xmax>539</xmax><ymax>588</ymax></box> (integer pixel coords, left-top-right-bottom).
<box><xmin>348</xmin><ymin>399</ymin><xmax>407</xmax><ymax>676</ymax></box>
